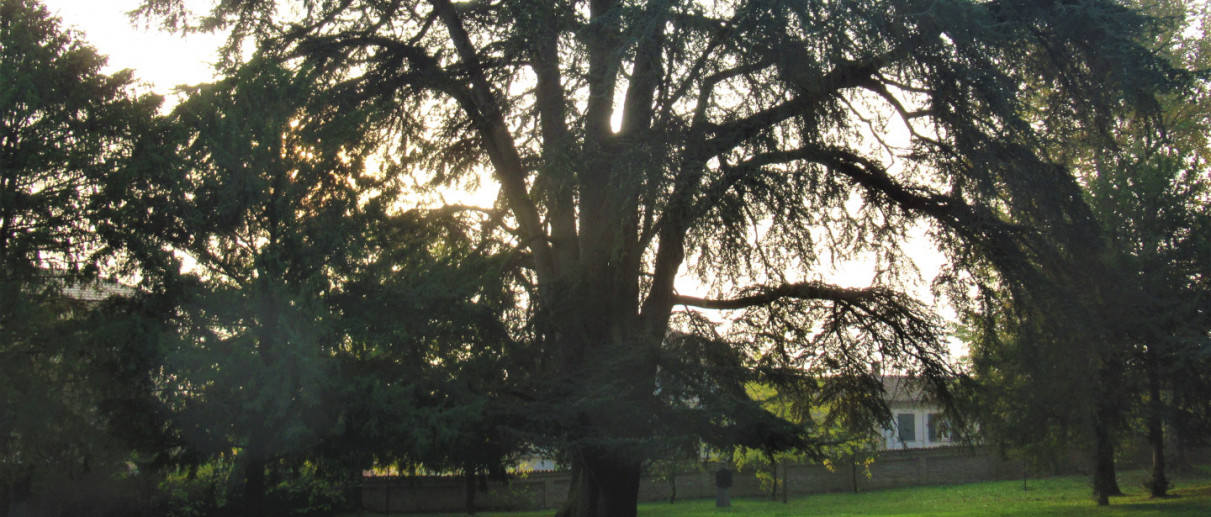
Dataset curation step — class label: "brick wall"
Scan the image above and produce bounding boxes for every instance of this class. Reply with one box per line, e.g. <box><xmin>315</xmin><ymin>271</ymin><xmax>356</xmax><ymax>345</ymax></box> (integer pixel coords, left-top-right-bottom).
<box><xmin>361</xmin><ymin>446</ymin><xmax>1028</xmax><ymax>513</ymax></box>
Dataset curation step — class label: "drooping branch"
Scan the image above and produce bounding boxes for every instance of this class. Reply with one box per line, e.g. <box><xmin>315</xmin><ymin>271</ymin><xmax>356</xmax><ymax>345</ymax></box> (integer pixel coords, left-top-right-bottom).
<box><xmin>696</xmin><ymin>42</ymin><xmax>916</xmax><ymax>158</ymax></box>
<box><xmin>675</xmin><ymin>136</ymin><xmax>1060</xmax><ymax>320</ymax></box>
<box><xmin>796</xmin><ymin>143</ymin><xmax>1100</xmax><ymax>313</ymax></box>
<box><xmin>641</xmin><ymin>53</ymin><xmax>907</xmax><ymax>312</ymax></box>
<box><xmin>673</xmin><ymin>281</ymin><xmax>901</xmax><ymax>311</ymax></box>
<box><xmin>722</xmin><ymin>143</ymin><xmax>1012</xmax><ymax>241</ymax></box>
<box><xmin>689</xmin><ymin>59</ymin><xmax>775</xmax><ymax>128</ymax></box>
<box><xmin>858</xmin><ymin>79</ymin><xmax>938</xmax><ymax>139</ymax></box>
<box><xmin>676</xmin><ymin>280</ymin><xmax>953</xmax><ymax>387</ymax></box>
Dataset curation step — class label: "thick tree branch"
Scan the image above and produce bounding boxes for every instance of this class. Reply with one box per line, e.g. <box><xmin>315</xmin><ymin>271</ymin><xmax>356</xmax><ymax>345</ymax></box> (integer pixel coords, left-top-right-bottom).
<box><xmin>618</xmin><ymin>2</ymin><xmax>669</xmax><ymax>138</ymax></box>
<box><xmin>530</xmin><ymin>0</ymin><xmax>579</xmax><ymax>272</ymax></box>
<box><xmin>698</xmin><ymin>54</ymin><xmax>891</xmax><ymax>158</ymax></box>
<box><xmin>429</xmin><ymin>0</ymin><xmax>555</xmax><ymax>279</ymax></box>
<box><xmin>576</xmin><ymin>0</ymin><xmax>623</xmax><ymax>272</ymax></box>
<box><xmin>583</xmin><ymin>0</ymin><xmax>622</xmax><ymax>144</ymax></box>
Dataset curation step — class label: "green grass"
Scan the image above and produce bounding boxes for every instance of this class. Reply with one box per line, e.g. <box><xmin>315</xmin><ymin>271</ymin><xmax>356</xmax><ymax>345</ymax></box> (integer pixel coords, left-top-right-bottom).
<box><xmin>376</xmin><ymin>465</ymin><xmax>1211</xmax><ymax>517</ymax></box>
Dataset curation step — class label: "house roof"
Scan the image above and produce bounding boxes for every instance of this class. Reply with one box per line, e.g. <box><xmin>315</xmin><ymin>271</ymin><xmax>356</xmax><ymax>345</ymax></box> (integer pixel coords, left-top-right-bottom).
<box><xmin>880</xmin><ymin>375</ymin><xmax>935</xmax><ymax>405</ymax></box>
<box><xmin>58</xmin><ymin>280</ymin><xmax>135</xmax><ymax>302</ymax></box>
<box><xmin>36</xmin><ymin>271</ymin><xmax>136</xmax><ymax>303</ymax></box>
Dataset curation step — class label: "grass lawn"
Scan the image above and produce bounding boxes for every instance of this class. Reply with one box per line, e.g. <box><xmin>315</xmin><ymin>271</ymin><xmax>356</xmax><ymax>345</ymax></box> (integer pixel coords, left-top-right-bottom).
<box><xmin>371</xmin><ymin>465</ymin><xmax>1211</xmax><ymax>516</ymax></box>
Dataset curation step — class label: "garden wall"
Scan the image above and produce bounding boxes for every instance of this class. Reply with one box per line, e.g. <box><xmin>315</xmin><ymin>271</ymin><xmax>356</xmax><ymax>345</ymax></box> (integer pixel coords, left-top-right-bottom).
<box><xmin>361</xmin><ymin>446</ymin><xmax>1028</xmax><ymax>513</ymax></box>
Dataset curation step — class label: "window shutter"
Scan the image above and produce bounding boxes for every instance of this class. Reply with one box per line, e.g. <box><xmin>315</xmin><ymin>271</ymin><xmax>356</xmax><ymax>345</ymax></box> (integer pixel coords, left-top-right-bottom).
<box><xmin>897</xmin><ymin>413</ymin><xmax>915</xmax><ymax>443</ymax></box>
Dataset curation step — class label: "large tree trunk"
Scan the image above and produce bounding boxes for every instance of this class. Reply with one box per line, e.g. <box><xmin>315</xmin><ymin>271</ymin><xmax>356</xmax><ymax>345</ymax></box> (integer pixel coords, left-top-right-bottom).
<box><xmin>1091</xmin><ymin>362</ymin><xmax>1124</xmax><ymax>506</ymax></box>
<box><xmin>541</xmin><ymin>257</ymin><xmax>655</xmax><ymax>517</ymax></box>
<box><xmin>1091</xmin><ymin>408</ymin><xmax>1122</xmax><ymax>505</ymax></box>
<box><xmin>1091</xmin><ymin>433</ymin><xmax>1115</xmax><ymax>506</ymax></box>
<box><xmin>1146</xmin><ymin>351</ymin><xmax>1167</xmax><ymax>497</ymax></box>
<box><xmin>852</xmin><ymin>457</ymin><xmax>859</xmax><ymax>493</ymax></box>
<box><xmin>1147</xmin><ymin>417</ymin><xmax>1167</xmax><ymax>498</ymax></box>
<box><xmin>464</xmin><ymin>463</ymin><xmax>477</xmax><ymax>515</ymax></box>
<box><xmin>5</xmin><ymin>467</ymin><xmax>33</xmax><ymax>517</ymax></box>
<box><xmin>243</xmin><ymin>454</ymin><xmax>266</xmax><ymax>517</ymax></box>
<box><xmin>768</xmin><ymin>453</ymin><xmax>778</xmax><ymax>500</ymax></box>
<box><xmin>782</xmin><ymin>462</ymin><xmax>789</xmax><ymax>503</ymax></box>
<box><xmin>556</xmin><ymin>449</ymin><xmax>643</xmax><ymax>517</ymax></box>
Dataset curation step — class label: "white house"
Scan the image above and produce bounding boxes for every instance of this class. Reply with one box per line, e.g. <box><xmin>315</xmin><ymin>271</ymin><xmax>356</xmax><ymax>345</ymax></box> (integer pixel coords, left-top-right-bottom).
<box><xmin>879</xmin><ymin>375</ymin><xmax>953</xmax><ymax>450</ymax></box>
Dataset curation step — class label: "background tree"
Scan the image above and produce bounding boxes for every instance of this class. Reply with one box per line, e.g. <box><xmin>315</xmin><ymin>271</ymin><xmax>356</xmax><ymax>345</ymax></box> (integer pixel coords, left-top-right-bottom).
<box><xmin>643</xmin><ymin>435</ymin><xmax>702</xmax><ymax>504</ymax></box>
<box><xmin>1</xmin><ymin>0</ymin><xmax>164</xmax><ymax>512</ymax></box>
<box><xmin>315</xmin><ymin>213</ymin><xmax>520</xmax><ymax>484</ymax></box>
<box><xmin>729</xmin><ymin>381</ymin><xmax>881</xmax><ymax>502</ymax></box>
<box><xmin>136</xmin><ymin>58</ymin><xmax>392</xmax><ymax>515</ymax></box>
<box><xmin>969</xmin><ymin>0</ymin><xmax>1210</xmax><ymax>502</ymax></box>
<box><xmin>1094</xmin><ymin>135</ymin><xmax>1211</xmax><ymax>498</ymax></box>
<box><xmin>1085</xmin><ymin>0</ymin><xmax>1211</xmax><ymax>495</ymax></box>
<box><xmin>127</xmin><ymin>56</ymin><xmax>525</xmax><ymax>515</ymax></box>
<box><xmin>138</xmin><ymin>1</ymin><xmax>1182</xmax><ymax>515</ymax></box>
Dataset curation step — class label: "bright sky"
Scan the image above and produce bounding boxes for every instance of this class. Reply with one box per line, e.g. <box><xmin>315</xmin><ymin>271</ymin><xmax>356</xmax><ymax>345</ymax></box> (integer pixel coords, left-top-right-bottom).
<box><xmin>40</xmin><ymin>0</ymin><xmax>224</xmax><ymax>97</ymax></box>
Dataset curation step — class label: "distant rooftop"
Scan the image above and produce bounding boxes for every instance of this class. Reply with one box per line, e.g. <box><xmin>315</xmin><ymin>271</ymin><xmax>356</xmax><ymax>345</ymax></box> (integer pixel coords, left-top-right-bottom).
<box><xmin>58</xmin><ymin>279</ymin><xmax>135</xmax><ymax>302</ymax></box>
<box><xmin>33</xmin><ymin>271</ymin><xmax>138</xmax><ymax>303</ymax></box>
<box><xmin>880</xmin><ymin>375</ymin><xmax>935</xmax><ymax>404</ymax></box>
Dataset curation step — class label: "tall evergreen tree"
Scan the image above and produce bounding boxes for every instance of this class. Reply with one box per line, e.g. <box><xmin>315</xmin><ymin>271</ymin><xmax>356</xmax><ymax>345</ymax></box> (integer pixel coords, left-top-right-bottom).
<box><xmin>971</xmin><ymin>0</ymin><xmax>1211</xmax><ymax>503</ymax></box>
<box><xmin>138</xmin><ymin>1</ymin><xmax>1182</xmax><ymax>514</ymax></box>
<box><xmin>1</xmin><ymin>0</ymin><xmax>163</xmax><ymax>511</ymax></box>
<box><xmin>136</xmin><ymin>57</ymin><xmax>522</xmax><ymax>514</ymax></box>
<box><xmin>140</xmin><ymin>59</ymin><xmax>390</xmax><ymax>514</ymax></box>
<box><xmin>1086</xmin><ymin>0</ymin><xmax>1211</xmax><ymax>496</ymax></box>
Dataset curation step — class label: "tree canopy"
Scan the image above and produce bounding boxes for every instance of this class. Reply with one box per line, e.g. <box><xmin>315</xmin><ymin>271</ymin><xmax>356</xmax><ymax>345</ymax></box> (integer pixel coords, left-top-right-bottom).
<box><xmin>1</xmin><ymin>0</ymin><xmax>1198</xmax><ymax>514</ymax></box>
<box><xmin>134</xmin><ymin>0</ymin><xmax>1185</xmax><ymax>514</ymax></box>
<box><xmin>1</xmin><ymin>0</ymin><xmax>166</xmax><ymax>512</ymax></box>
<box><xmin>968</xmin><ymin>0</ymin><xmax>1211</xmax><ymax>504</ymax></box>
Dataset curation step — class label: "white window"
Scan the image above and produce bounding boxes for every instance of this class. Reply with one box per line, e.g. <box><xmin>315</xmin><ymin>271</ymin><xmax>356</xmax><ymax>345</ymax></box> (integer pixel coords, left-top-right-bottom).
<box><xmin>927</xmin><ymin>413</ymin><xmax>951</xmax><ymax>442</ymax></box>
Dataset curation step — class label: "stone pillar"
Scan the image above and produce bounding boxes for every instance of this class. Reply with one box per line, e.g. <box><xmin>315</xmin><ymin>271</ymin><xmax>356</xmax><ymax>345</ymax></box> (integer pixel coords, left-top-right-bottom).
<box><xmin>715</xmin><ymin>469</ymin><xmax>733</xmax><ymax>508</ymax></box>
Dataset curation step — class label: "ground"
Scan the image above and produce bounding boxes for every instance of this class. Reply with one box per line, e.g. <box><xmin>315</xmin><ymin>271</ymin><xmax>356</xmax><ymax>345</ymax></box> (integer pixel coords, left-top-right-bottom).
<box><xmin>351</xmin><ymin>465</ymin><xmax>1211</xmax><ymax>516</ymax></box>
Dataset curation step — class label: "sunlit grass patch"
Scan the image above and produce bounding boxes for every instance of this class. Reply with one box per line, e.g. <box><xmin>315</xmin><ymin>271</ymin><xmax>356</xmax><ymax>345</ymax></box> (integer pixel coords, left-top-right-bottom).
<box><xmin>361</xmin><ymin>466</ymin><xmax>1211</xmax><ymax>517</ymax></box>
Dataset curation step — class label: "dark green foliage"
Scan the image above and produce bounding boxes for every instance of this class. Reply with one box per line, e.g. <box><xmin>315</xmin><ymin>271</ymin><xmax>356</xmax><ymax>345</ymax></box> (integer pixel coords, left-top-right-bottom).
<box><xmin>0</xmin><ymin>0</ymin><xmax>160</xmax><ymax>280</ymax></box>
<box><xmin>1</xmin><ymin>0</ymin><xmax>166</xmax><ymax>513</ymax></box>
<box><xmin>121</xmin><ymin>55</ymin><xmax>525</xmax><ymax>514</ymax></box>
<box><xmin>1</xmin><ymin>1</ymin><xmax>522</xmax><ymax>514</ymax></box>
<box><xmin>968</xmin><ymin>0</ymin><xmax>1211</xmax><ymax>504</ymax></box>
<box><xmin>133</xmin><ymin>0</ymin><xmax>1184</xmax><ymax>514</ymax></box>
<box><xmin>1087</xmin><ymin>36</ymin><xmax>1211</xmax><ymax>495</ymax></box>
<box><xmin>131</xmin><ymin>58</ymin><xmax>397</xmax><ymax>514</ymax></box>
